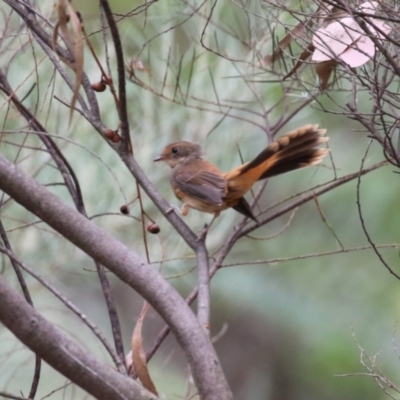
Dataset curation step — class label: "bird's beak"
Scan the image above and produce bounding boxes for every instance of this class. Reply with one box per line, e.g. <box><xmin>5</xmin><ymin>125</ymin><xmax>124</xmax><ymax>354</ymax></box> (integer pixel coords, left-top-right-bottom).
<box><xmin>153</xmin><ymin>155</ymin><xmax>164</xmax><ymax>162</ymax></box>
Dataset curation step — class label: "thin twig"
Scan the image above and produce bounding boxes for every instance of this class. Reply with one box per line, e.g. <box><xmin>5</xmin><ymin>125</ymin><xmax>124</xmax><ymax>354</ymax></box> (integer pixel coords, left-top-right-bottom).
<box><xmin>356</xmin><ymin>142</ymin><xmax>400</xmax><ymax>280</ymax></box>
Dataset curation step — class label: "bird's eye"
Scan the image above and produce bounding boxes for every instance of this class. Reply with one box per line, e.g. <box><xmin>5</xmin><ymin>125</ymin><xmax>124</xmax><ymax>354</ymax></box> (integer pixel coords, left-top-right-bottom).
<box><xmin>171</xmin><ymin>147</ymin><xmax>178</xmax><ymax>154</ymax></box>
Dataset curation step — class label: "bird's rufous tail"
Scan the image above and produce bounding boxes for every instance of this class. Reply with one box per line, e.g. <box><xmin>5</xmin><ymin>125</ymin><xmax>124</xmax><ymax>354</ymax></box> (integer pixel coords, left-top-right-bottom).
<box><xmin>224</xmin><ymin>124</ymin><xmax>329</xmax><ymax>212</ymax></box>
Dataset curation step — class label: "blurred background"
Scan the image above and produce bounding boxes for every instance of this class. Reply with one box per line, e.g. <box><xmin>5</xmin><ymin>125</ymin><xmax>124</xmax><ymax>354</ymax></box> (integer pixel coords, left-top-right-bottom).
<box><xmin>1</xmin><ymin>0</ymin><xmax>399</xmax><ymax>399</ymax></box>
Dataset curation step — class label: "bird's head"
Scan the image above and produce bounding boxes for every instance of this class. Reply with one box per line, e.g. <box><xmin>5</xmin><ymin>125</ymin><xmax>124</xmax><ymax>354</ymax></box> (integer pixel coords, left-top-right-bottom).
<box><xmin>154</xmin><ymin>141</ymin><xmax>203</xmax><ymax>168</ymax></box>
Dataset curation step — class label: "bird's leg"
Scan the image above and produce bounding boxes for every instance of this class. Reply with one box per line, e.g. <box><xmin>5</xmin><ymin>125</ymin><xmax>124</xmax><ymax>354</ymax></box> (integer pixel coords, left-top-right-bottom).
<box><xmin>166</xmin><ymin>203</ymin><xmax>190</xmax><ymax>216</ymax></box>
<box><xmin>181</xmin><ymin>203</ymin><xmax>190</xmax><ymax>216</ymax></box>
<box><xmin>198</xmin><ymin>211</ymin><xmax>220</xmax><ymax>240</ymax></box>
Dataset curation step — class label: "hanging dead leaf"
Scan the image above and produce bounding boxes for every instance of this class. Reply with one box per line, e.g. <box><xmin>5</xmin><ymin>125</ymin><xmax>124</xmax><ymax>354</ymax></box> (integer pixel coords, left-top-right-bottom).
<box><xmin>52</xmin><ymin>0</ymin><xmax>84</xmax><ymax>124</ymax></box>
<box><xmin>257</xmin><ymin>21</ymin><xmax>306</xmax><ymax>67</ymax></box>
<box><xmin>314</xmin><ymin>59</ymin><xmax>337</xmax><ymax>90</ymax></box>
<box><xmin>130</xmin><ymin>302</ymin><xmax>158</xmax><ymax>396</ymax></box>
<box><xmin>65</xmin><ymin>2</ymin><xmax>84</xmax><ymax>124</ymax></box>
<box><xmin>257</xmin><ymin>3</ymin><xmax>337</xmax><ymax>68</ymax></box>
<box><xmin>283</xmin><ymin>43</ymin><xmax>315</xmax><ymax>80</ymax></box>
<box><xmin>52</xmin><ymin>0</ymin><xmax>70</xmax><ymax>53</ymax></box>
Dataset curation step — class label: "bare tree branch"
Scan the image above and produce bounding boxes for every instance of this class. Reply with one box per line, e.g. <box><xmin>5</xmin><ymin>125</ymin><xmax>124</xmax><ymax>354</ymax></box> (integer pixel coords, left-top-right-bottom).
<box><xmin>0</xmin><ymin>154</ymin><xmax>232</xmax><ymax>400</ymax></box>
<box><xmin>0</xmin><ymin>273</ymin><xmax>156</xmax><ymax>400</ymax></box>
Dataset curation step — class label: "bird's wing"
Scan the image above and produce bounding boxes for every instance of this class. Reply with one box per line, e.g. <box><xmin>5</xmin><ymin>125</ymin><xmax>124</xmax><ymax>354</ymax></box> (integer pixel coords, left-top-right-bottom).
<box><xmin>173</xmin><ymin>169</ymin><xmax>227</xmax><ymax>206</ymax></box>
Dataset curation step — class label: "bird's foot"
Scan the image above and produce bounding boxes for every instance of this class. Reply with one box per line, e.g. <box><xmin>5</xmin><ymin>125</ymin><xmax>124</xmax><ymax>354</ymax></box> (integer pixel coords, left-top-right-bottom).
<box><xmin>165</xmin><ymin>205</ymin><xmax>181</xmax><ymax>215</ymax></box>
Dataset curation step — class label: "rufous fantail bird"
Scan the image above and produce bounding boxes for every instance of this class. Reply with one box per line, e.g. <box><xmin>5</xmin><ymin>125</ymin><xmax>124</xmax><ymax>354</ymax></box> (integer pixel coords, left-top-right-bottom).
<box><xmin>154</xmin><ymin>124</ymin><xmax>329</xmax><ymax>222</ymax></box>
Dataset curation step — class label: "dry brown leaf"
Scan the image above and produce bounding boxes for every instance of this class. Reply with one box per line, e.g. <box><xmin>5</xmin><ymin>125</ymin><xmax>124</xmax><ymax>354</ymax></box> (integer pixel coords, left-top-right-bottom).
<box><xmin>283</xmin><ymin>43</ymin><xmax>315</xmax><ymax>80</ymax></box>
<box><xmin>131</xmin><ymin>302</ymin><xmax>158</xmax><ymax>396</ymax></box>
<box><xmin>257</xmin><ymin>21</ymin><xmax>306</xmax><ymax>67</ymax></box>
<box><xmin>65</xmin><ymin>2</ymin><xmax>83</xmax><ymax>123</ymax></box>
<box><xmin>314</xmin><ymin>59</ymin><xmax>337</xmax><ymax>90</ymax></box>
<box><xmin>53</xmin><ymin>0</ymin><xmax>84</xmax><ymax>124</ymax></box>
<box><xmin>257</xmin><ymin>3</ymin><xmax>337</xmax><ymax>69</ymax></box>
<box><xmin>52</xmin><ymin>0</ymin><xmax>70</xmax><ymax>53</ymax></box>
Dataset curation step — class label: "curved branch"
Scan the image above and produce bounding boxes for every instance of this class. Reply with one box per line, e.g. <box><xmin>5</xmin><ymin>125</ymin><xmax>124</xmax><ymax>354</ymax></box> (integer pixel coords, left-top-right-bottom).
<box><xmin>0</xmin><ymin>221</ymin><xmax>41</xmax><ymax>399</ymax></box>
<box><xmin>0</xmin><ymin>274</ymin><xmax>156</xmax><ymax>400</ymax></box>
<box><xmin>356</xmin><ymin>143</ymin><xmax>400</xmax><ymax>280</ymax></box>
<box><xmin>0</xmin><ymin>70</ymin><xmax>126</xmax><ymax>370</ymax></box>
<box><xmin>99</xmin><ymin>0</ymin><xmax>130</xmax><ymax>151</ymax></box>
<box><xmin>0</xmin><ymin>154</ymin><xmax>232</xmax><ymax>400</ymax></box>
